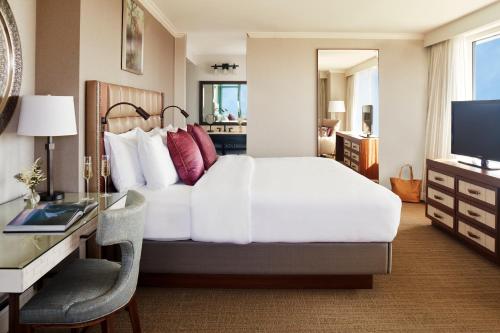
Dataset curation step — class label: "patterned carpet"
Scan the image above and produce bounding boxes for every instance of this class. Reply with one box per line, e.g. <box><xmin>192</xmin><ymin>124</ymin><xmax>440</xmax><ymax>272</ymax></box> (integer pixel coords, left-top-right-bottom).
<box><xmin>70</xmin><ymin>204</ymin><xmax>500</xmax><ymax>332</ymax></box>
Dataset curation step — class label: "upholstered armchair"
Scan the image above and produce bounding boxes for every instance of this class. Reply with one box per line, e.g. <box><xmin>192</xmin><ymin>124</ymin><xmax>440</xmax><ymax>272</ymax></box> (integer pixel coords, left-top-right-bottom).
<box><xmin>318</xmin><ymin>119</ymin><xmax>340</xmax><ymax>156</ymax></box>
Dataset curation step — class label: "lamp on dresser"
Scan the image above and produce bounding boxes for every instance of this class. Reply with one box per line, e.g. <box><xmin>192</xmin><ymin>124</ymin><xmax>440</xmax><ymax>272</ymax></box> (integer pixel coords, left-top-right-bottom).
<box><xmin>17</xmin><ymin>95</ymin><xmax>77</xmax><ymax>201</ymax></box>
<box><xmin>328</xmin><ymin>100</ymin><xmax>345</xmax><ymax>126</ymax></box>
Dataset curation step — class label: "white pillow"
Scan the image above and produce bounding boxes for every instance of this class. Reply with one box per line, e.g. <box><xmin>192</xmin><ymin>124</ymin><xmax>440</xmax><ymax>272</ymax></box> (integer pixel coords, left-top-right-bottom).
<box><xmin>104</xmin><ymin>130</ymin><xmax>145</xmax><ymax>192</ymax></box>
<box><xmin>136</xmin><ymin>128</ymin><xmax>179</xmax><ymax>189</ymax></box>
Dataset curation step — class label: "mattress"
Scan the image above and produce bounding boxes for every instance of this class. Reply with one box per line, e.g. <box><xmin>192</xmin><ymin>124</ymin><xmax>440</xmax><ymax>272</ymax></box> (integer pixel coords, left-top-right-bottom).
<box><xmin>190</xmin><ymin>156</ymin><xmax>402</xmax><ymax>244</ymax></box>
<box><xmin>134</xmin><ymin>183</ymin><xmax>192</xmax><ymax>241</ymax></box>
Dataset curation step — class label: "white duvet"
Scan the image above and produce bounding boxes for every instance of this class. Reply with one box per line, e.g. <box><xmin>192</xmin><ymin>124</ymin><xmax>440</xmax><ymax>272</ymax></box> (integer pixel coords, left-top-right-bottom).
<box><xmin>191</xmin><ymin>155</ymin><xmax>401</xmax><ymax>244</ymax></box>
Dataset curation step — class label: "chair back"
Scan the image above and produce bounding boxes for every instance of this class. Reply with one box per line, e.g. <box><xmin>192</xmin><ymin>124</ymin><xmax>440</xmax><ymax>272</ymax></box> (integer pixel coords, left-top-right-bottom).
<box><xmin>96</xmin><ymin>190</ymin><xmax>146</xmax><ymax>308</ymax></box>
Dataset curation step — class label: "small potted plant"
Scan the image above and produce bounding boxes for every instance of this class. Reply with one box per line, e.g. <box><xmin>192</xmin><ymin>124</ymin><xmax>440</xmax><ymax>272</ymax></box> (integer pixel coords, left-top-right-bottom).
<box><xmin>14</xmin><ymin>158</ymin><xmax>46</xmax><ymax>208</ymax></box>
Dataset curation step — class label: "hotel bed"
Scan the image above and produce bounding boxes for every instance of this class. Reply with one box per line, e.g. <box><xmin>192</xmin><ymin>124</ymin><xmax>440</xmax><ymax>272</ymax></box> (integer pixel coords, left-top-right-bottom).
<box><xmin>85</xmin><ymin>80</ymin><xmax>401</xmax><ymax>289</ymax></box>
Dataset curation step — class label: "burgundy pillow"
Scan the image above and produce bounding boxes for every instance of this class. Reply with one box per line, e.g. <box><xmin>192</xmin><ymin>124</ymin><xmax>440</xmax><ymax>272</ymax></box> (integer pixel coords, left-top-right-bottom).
<box><xmin>167</xmin><ymin>129</ymin><xmax>204</xmax><ymax>185</ymax></box>
<box><xmin>188</xmin><ymin>124</ymin><xmax>218</xmax><ymax>170</ymax></box>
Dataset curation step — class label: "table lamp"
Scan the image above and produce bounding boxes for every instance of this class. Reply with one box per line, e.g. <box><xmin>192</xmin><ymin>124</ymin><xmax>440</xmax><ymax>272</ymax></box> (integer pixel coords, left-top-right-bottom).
<box><xmin>17</xmin><ymin>95</ymin><xmax>77</xmax><ymax>201</ymax></box>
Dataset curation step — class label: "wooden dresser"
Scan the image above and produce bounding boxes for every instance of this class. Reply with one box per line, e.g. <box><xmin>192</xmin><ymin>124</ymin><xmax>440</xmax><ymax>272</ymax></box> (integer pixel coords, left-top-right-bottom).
<box><xmin>335</xmin><ymin>131</ymin><xmax>379</xmax><ymax>180</ymax></box>
<box><xmin>426</xmin><ymin>159</ymin><xmax>500</xmax><ymax>263</ymax></box>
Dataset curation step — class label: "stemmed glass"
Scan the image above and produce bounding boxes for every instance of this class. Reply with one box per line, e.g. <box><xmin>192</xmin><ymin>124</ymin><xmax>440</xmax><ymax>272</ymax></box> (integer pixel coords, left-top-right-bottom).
<box><xmin>83</xmin><ymin>156</ymin><xmax>93</xmax><ymax>200</ymax></box>
<box><xmin>101</xmin><ymin>155</ymin><xmax>111</xmax><ymax>197</ymax></box>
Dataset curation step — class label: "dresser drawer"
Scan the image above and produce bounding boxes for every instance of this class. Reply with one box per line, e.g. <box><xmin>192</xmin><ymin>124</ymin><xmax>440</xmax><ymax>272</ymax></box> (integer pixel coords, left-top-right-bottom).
<box><xmin>344</xmin><ymin>150</ymin><xmax>351</xmax><ymax>158</ymax></box>
<box><xmin>428</xmin><ymin>170</ymin><xmax>455</xmax><ymax>190</ymax></box>
<box><xmin>427</xmin><ymin>204</ymin><xmax>454</xmax><ymax>229</ymax></box>
<box><xmin>343</xmin><ymin>157</ymin><xmax>350</xmax><ymax>165</ymax></box>
<box><xmin>428</xmin><ymin>187</ymin><xmax>454</xmax><ymax>210</ymax></box>
<box><xmin>458</xmin><ymin>201</ymin><xmax>496</xmax><ymax>230</ymax></box>
<box><xmin>344</xmin><ymin>140</ymin><xmax>351</xmax><ymax>148</ymax></box>
<box><xmin>350</xmin><ymin>161</ymin><xmax>359</xmax><ymax>172</ymax></box>
<box><xmin>351</xmin><ymin>152</ymin><xmax>359</xmax><ymax>162</ymax></box>
<box><xmin>458</xmin><ymin>221</ymin><xmax>495</xmax><ymax>253</ymax></box>
<box><xmin>351</xmin><ymin>142</ymin><xmax>360</xmax><ymax>152</ymax></box>
<box><xmin>458</xmin><ymin>180</ymin><xmax>496</xmax><ymax>206</ymax></box>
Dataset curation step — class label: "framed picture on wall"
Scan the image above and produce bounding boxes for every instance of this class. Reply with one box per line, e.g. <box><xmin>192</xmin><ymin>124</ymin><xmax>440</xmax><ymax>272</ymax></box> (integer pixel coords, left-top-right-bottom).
<box><xmin>121</xmin><ymin>0</ymin><xmax>144</xmax><ymax>75</ymax></box>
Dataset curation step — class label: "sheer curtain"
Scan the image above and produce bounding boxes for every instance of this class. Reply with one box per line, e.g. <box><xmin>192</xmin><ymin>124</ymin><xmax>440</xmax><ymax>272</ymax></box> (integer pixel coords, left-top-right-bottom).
<box><xmin>318</xmin><ymin>78</ymin><xmax>328</xmax><ymax>123</ymax></box>
<box><xmin>423</xmin><ymin>36</ymin><xmax>467</xmax><ymax>194</ymax></box>
<box><xmin>345</xmin><ymin>75</ymin><xmax>355</xmax><ymax>131</ymax></box>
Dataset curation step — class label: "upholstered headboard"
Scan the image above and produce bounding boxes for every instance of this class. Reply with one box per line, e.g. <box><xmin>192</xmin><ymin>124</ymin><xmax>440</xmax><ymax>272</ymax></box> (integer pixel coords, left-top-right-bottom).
<box><xmin>85</xmin><ymin>80</ymin><xmax>164</xmax><ymax>192</ymax></box>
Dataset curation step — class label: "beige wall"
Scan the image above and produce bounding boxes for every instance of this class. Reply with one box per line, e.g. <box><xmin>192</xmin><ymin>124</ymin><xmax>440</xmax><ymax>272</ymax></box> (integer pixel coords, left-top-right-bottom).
<box><xmin>247</xmin><ymin>38</ymin><xmax>428</xmax><ymax>187</ymax></box>
<box><xmin>186</xmin><ymin>54</ymin><xmax>246</xmax><ymax>124</ymax></box>
<box><xmin>34</xmin><ymin>0</ymin><xmax>176</xmax><ymax>193</ymax></box>
<box><xmin>35</xmin><ymin>0</ymin><xmax>81</xmax><ymax>193</ymax></box>
<box><xmin>0</xmin><ymin>0</ymin><xmax>36</xmax><ymax>204</ymax></box>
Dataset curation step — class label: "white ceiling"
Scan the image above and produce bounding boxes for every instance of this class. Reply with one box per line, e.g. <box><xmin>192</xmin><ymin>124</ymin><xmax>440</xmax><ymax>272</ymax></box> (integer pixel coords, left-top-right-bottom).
<box><xmin>318</xmin><ymin>50</ymin><xmax>378</xmax><ymax>71</ymax></box>
<box><xmin>150</xmin><ymin>0</ymin><xmax>498</xmax><ymax>55</ymax></box>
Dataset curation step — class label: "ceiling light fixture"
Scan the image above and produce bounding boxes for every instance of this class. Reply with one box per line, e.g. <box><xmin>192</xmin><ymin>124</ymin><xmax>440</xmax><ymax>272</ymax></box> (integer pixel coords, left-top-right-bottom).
<box><xmin>211</xmin><ymin>63</ymin><xmax>239</xmax><ymax>72</ymax></box>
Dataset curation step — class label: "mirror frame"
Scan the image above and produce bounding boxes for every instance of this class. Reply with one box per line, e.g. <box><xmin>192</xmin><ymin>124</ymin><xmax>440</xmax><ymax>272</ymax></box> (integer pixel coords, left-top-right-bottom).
<box><xmin>0</xmin><ymin>0</ymin><xmax>22</xmax><ymax>136</ymax></box>
<box><xmin>198</xmin><ymin>80</ymin><xmax>247</xmax><ymax>125</ymax></box>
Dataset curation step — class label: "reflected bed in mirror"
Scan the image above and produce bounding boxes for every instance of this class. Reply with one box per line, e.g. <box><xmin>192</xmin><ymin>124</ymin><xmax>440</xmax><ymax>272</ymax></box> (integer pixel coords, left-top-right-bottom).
<box><xmin>199</xmin><ymin>81</ymin><xmax>247</xmax><ymax>129</ymax></box>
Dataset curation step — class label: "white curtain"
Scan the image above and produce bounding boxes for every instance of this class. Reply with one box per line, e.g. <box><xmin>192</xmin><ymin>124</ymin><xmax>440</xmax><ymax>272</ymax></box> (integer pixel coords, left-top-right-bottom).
<box><xmin>345</xmin><ymin>75</ymin><xmax>355</xmax><ymax>131</ymax></box>
<box><xmin>318</xmin><ymin>78</ymin><xmax>328</xmax><ymax>123</ymax></box>
<box><xmin>423</xmin><ymin>36</ymin><xmax>467</xmax><ymax>194</ymax></box>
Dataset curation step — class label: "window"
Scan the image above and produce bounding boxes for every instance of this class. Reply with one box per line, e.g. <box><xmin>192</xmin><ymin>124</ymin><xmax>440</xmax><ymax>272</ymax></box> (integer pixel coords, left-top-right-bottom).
<box><xmin>352</xmin><ymin>67</ymin><xmax>379</xmax><ymax>135</ymax></box>
<box><xmin>473</xmin><ymin>34</ymin><xmax>500</xmax><ymax>100</ymax></box>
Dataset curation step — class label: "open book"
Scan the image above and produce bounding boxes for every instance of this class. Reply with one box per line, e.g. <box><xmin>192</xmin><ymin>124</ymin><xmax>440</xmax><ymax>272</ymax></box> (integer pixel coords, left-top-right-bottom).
<box><xmin>4</xmin><ymin>200</ymin><xmax>99</xmax><ymax>233</ymax></box>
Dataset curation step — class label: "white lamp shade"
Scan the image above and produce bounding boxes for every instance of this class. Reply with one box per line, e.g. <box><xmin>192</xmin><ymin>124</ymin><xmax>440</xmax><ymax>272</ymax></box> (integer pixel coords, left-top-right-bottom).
<box><xmin>328</xmin><ymin>100</ymin><xmax>346</xmax><ymax>113</ymax></box>
<box><xmin>17</xmin><ymin>95</ymin><xmax>77</xmax><ymax>136</ymax></box>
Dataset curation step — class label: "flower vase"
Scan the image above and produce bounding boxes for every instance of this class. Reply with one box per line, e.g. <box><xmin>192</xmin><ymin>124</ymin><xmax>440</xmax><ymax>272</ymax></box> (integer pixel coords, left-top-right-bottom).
<box><xmin>25</xmin><ymin>188</ymin><xmax>40</xmax><ymax>208</ymax></box>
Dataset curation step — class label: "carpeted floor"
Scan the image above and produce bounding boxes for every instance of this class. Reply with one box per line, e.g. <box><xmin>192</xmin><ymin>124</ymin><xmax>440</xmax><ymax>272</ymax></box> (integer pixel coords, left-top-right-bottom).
<box><xmin>55</xmin><ymin>204</ymin><xmax>500</xmax><ymax>332</ymax></box>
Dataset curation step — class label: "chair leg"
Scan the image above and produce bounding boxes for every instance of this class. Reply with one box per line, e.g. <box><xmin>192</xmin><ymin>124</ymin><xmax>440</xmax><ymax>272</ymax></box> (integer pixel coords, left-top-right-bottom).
<box><xmin>100</xmin><ymin>316</ymin><xmax>113</xmax><ymax>333</ymax></box>
<box><xmin>127</xmin><ymin>296</ymin><xmax>142</xmax><ymax>333</ymax></box>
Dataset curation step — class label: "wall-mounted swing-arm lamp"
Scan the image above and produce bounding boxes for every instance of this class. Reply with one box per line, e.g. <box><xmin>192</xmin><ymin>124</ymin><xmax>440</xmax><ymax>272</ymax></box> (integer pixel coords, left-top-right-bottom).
<box><xmin>160</xmin><ymin>105</ymin><xmax>189</xmax><ymax>125</ymax></box>
<box><xmin>101</xmin><ymin>102</ymin><xmax>151</xmax><ymax>129</ymax></box>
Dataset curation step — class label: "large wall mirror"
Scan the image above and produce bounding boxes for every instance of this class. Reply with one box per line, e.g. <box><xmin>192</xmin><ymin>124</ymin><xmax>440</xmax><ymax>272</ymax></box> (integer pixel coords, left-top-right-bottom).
<box><xmin>0</xmin><ymin>0</ymin><xmax>23</xmax><ymax>135</ymax></box>
<box><xmin>199</xmin><ymin>81</ymin><xmax>247</xmax><ymax>125</ymax></box>
<box><xmin>317</xmin><ymin>49</ymin><xmax>380</xmax><ymax>180</ymax></box>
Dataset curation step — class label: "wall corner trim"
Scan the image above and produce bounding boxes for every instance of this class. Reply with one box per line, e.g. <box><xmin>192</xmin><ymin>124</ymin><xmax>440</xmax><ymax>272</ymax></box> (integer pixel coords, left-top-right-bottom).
<box><xmin>137</xmin><ymin>0</ymin><xmax>185</xmax><ymax>38</ymax></box>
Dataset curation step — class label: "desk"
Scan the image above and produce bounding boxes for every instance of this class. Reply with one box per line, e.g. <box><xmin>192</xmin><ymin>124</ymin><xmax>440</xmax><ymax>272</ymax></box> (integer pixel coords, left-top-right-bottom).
<box><xmin>0</xmin><ymin>192</ymin><xmax>126</xmax><ymax>333</ymax></box>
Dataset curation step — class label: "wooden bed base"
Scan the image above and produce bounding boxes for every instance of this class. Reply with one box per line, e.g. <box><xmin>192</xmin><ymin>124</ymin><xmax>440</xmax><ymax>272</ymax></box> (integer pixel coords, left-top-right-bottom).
<box><xmin>138</xmin><ymin>273</ymin><xmax>373</xmax><ymax>289</ymax></box>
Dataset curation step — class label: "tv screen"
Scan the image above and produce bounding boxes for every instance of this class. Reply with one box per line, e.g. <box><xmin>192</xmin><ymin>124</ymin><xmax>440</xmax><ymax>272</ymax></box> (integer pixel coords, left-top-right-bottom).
<box><xmin>451</xmin><ymin>100</ymin><xmax>500</xmax><ymax>162</ymax></box>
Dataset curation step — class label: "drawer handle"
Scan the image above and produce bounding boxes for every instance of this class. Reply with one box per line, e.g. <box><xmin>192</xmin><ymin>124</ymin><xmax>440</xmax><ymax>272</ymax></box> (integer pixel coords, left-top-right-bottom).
<box><xmin>433</xmin><ymin>212</ymin><xmax>443</xmax><ymax>219</ymax></box>
<box><xmin>467</xmin><ymin>189</ymin><xmax>481</xmax><ymax>195</ymax></box>
<box><xmin>433</xmin><ymin>195</ymin><xmax>444</xmax><ymax>201</ymax></box>
<box><xmin>467</xmin><ymin>210</ymin><xmax>481</xmax><ymax>218</ymax></box>
<box><xmin>434</xmin><ymin>176</ymin><xmax>444</xmax><ymax>181</ymax></box>
<box><xmin>467</xmin><ymin>231</ymin><xmax>481</xmax><ymax>240</ymax></box>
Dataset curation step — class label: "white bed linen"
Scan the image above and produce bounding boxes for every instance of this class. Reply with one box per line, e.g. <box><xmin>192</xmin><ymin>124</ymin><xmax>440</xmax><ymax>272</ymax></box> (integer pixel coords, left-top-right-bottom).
<box><xmin>134</xmin><ymin>184</ymin><xmax>192</xmax><ymax>241</ymax></box>
<box><xmin>191</xmin><ymin>156</ymin><xmax>401</xmax><ymax>244</ymax></box>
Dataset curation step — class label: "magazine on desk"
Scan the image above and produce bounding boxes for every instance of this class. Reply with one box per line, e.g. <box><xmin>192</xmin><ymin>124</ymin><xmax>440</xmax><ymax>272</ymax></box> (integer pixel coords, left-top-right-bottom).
<box><xmin>4</xmin><ymin>200</ymin><xmax>98</xmax><ymax>233</ymax></box>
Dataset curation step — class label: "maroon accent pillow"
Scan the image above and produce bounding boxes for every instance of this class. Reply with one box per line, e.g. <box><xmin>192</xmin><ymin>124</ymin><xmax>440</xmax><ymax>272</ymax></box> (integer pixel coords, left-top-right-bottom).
<box><xmin>167</xmin><ymin>129</ymin><xmax>204</xmax><ymax>185</ymax></box>
<box><xmin>188</xmin><ymin>124</ymin><xmax>218</xmax><ymax>170</ymax></box>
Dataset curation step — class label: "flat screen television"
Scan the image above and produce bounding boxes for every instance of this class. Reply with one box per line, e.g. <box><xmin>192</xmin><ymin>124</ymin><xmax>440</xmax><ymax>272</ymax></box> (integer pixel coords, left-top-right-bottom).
<box><xmin>451</xmin><ymin>100</ymin><xmax>500</xmax><ymax>169</ymax></box>
<box><xmin>362</xmin><ymin>105</ymin><xmax>373</xmax><ymax>137</ymax></box>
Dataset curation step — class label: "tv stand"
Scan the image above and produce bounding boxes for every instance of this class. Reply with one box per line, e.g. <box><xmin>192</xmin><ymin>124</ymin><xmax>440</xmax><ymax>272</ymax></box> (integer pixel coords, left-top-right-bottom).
<box><xmin>459</xmin><ymin>158</ymin><xmax>500</xmax><ymax>171</ymax></box>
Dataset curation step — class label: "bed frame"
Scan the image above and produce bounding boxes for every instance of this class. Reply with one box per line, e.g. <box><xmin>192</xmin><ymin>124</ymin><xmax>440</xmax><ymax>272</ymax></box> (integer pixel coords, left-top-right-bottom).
<box><xmin>85</xmin><ymin>80</ymin><xmax>393</xmax><ymax>289</ymax></box>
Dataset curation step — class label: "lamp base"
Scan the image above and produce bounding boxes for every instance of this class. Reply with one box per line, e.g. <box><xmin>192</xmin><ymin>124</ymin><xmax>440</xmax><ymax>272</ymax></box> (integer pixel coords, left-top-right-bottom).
<box><xmin>40</xmin><ymin>191</ymin><xmax>65</xmax><ymax>202</ymax></box>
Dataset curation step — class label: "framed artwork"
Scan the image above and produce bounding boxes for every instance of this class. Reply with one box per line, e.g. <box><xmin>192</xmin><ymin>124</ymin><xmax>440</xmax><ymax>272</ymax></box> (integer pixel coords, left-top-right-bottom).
<box><xmin>0</xmin><ymin>0</ymin><xmax>22</xmax><ymax>136</ymax></box>
<box><xmin>122</xmin><ymin>0</ymin><xmax>144</xmax><ymax>75</ymax></box>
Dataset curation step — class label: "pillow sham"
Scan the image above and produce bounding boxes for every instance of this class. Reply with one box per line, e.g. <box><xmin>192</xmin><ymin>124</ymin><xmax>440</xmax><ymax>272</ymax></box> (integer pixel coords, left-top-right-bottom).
<box><xmin>167</xmin><ymin>129</ymin><xmax>205</xmax><ymax>186</ymax></box>
<box><xmin>187</xmin><ymin>124</ymin><xmax>218</xmax><ymax>170</ymax></box>
<box><xmin>104</xmin><ymin>130</ymin><xmax>145</xmax><ymax>192</ymax></box>
<box><xmin>137</xmin><ymin>129</ymin><xmax>179</xmax><ymax>189</ymax></box>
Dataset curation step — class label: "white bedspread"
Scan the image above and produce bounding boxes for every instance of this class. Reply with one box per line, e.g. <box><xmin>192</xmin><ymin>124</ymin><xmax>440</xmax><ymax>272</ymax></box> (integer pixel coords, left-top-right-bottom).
<box><xmin>191</xmin><ymin>156</ymin><xmax>401</xmax><ymax>244</ymax></box>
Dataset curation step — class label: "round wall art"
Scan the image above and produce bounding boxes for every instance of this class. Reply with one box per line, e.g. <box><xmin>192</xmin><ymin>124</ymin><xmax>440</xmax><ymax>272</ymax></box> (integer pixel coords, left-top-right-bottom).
<box><xmin>0</xmin><ymin>0</ymin><xmax>22</xmax><ymax>135</ymax></box>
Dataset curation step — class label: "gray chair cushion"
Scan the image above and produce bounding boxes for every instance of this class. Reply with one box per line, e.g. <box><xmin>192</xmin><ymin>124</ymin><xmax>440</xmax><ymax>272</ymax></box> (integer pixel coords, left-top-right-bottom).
<box><xmin>20</xmin><ymin>259</ymin><xmax>121</xmax><ymax>324</ymax></box>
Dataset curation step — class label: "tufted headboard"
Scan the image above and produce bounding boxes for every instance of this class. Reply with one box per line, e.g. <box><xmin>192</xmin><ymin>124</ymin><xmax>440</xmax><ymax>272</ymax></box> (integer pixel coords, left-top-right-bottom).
<box><xmin>85</xmin><ymin>80</ymin><xmax>164</xmax><ymax>192</ymax></box>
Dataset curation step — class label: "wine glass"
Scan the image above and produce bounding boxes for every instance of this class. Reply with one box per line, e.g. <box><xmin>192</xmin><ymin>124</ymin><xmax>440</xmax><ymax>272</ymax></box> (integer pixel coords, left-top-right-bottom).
<box><xmin>101</xmin><ymin>155</ymin><xmax>111</xmax><ymax>197</ymax></box>
<box><xmin>83</xmin><ymin>156</ymin><xmax>93</xmax><ymax>200</ymax></box>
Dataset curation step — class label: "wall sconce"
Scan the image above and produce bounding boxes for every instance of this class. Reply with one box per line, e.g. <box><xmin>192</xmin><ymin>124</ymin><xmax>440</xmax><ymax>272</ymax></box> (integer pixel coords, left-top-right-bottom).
<box><xmin>211</xmin><ymin>63</ymin><xmax>239</xmax><ymax>73</ymax></box>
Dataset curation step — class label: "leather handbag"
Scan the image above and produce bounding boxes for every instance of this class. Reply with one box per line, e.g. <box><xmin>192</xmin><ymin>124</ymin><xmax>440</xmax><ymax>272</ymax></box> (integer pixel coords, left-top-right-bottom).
<box><xmin>390</xmin><ymin>164</ymin><xmax>422</xmax><ymax>203</ymax></box>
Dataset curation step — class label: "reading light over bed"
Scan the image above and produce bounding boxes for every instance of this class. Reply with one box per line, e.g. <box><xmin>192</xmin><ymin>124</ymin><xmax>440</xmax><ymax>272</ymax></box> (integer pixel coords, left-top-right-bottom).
<box><xmin>101</xmin><ymin>102</ymin><xmax>150</xmax><ymax>128</ymax></box>
<box><xmin>160</xmin><ymin>105</ymin><xmax>190</xmax><ymax>124</ymax></box>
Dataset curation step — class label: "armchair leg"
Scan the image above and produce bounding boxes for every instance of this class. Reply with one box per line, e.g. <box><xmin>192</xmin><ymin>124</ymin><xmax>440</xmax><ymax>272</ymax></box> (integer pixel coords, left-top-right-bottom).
<box><xmin>100</xmin><ymin>316</ymin><xmax>113</xmax><ymax>333</ymax></box>
<box><xmin>127</xmin><ymin>296</ymin><xmax>141</xmax><ymax>333</ymax></box>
